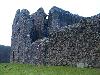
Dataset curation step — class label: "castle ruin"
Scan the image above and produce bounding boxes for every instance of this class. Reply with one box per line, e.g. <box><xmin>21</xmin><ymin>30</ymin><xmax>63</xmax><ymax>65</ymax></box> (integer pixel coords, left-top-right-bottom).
<box><xmin>10</xmin><ymin>6</ymin><xmax>100</xmax><ymax>67</ymax></box>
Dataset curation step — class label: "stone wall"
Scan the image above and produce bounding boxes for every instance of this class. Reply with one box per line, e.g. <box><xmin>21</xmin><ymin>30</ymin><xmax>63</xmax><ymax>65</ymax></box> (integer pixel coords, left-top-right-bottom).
<box><xmin>11</xmin><ymin>6</ymin><xmax>100</xmax><ymax>68</ymax></box>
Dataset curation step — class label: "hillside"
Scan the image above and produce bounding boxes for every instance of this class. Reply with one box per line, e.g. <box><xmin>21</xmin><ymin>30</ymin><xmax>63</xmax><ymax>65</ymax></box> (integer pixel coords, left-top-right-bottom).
<box><xmin>0</xmin><ymin>45</ymin><xmax>11</xmax><ymax>63</ymax></box>
<box><xmin>0</xmin><ymin>63</ymin><xmax>100</xmax><ymax>75</ymax></box>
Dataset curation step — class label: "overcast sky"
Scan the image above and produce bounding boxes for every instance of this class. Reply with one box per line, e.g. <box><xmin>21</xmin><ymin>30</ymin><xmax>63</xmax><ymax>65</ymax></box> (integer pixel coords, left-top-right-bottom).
<box><xmin>0</xmin><ymin>0</ymin><xmax>100</xmax><ymax>46</ymax></box>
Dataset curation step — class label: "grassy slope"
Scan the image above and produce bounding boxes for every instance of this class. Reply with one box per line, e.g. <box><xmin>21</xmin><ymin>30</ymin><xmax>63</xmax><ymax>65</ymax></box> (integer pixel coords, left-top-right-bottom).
<box><xmin>0</xmin><ymin>63</ymin><xmax>100</xmax><ymax>75</ymax></box>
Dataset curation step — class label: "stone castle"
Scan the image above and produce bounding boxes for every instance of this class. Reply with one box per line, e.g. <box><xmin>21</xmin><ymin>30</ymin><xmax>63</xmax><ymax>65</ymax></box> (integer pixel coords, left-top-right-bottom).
<box><xmin>10</xmin><ymin>6</ymin><xmax>100</xmax><ymax>68</ymax></box>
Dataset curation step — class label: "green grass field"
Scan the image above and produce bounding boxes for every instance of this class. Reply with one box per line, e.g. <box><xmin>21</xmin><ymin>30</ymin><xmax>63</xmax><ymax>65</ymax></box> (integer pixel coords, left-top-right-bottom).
<box><xmin>0</xmin><ymin>63</ymin><xmax>100</xmax><ymax>75</ymax></box>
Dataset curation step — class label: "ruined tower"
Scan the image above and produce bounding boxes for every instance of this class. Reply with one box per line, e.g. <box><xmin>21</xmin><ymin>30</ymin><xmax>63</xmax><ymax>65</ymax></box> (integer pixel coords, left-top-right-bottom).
<box><xmin>10</xmin><ymin>8</ymin><xmax>47</xmax><ymax>64</ymax></box>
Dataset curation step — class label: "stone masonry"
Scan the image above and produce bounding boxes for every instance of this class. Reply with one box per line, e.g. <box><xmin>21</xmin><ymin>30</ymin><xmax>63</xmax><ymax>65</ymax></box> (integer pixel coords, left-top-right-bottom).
<box><xmin>11</xmin><ymin>6</ymin><xmax>100</xmax><ymax>68</ymax></box>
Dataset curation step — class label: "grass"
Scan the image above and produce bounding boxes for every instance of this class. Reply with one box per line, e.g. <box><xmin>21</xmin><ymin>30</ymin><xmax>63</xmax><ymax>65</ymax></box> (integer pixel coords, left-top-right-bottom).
<box><xmin>0</xmin><ymin>63</ymin><xmax>100</xmax><ymax>75</ymax></box>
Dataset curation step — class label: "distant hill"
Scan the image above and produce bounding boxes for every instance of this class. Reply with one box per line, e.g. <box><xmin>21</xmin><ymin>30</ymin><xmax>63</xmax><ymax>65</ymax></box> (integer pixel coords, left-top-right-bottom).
<box><xmin>0</xmin><ymin>45</ymin><xmax>11</xmax><ymax>63</ymax></box>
